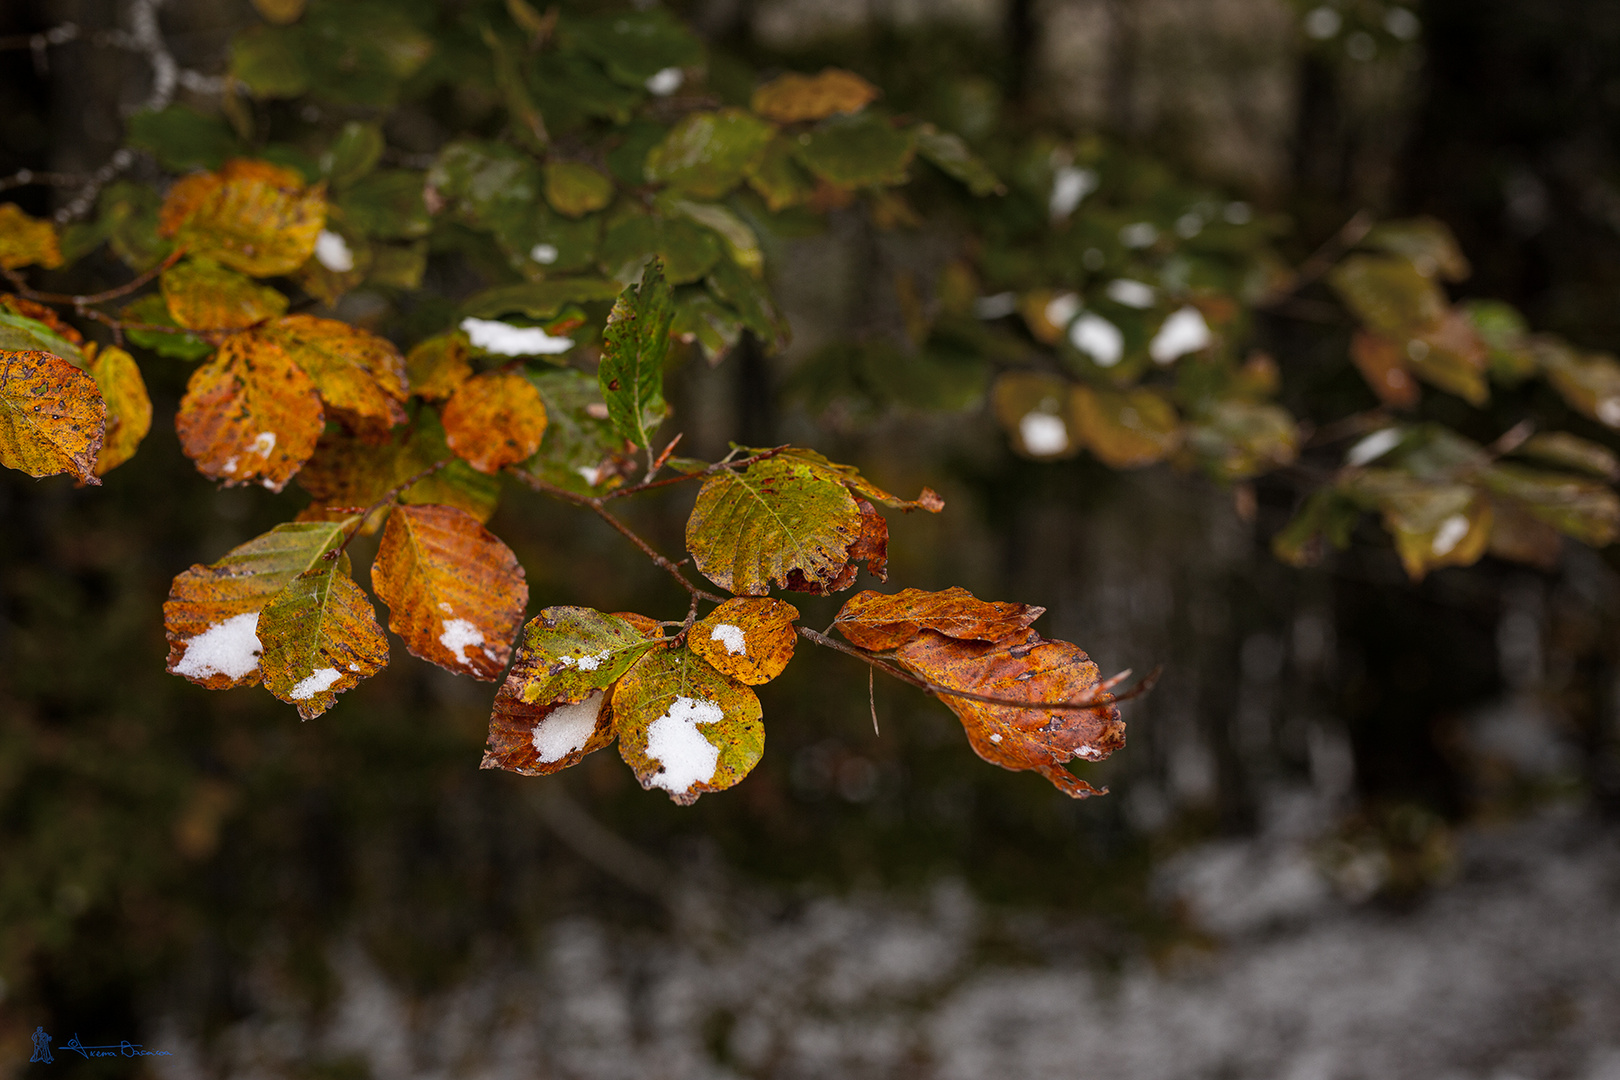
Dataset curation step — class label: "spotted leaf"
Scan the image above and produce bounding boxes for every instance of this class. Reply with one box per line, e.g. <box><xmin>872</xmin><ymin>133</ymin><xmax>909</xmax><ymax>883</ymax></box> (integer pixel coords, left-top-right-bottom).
<box><xmin>690</xmin><ymin>597</ymin><xmax>799</xmax><ymax>686</ymax></box>
<box><xmin>0</xmin><ymin>349</ymin><xmax>105</xmax><ymax>484</ymax></box>
<box><xmin>158</xmin><ymin>158</ymin><xmax>327</xmax><ymax>277</ymax></box>
<box><xmin>257</xmin><ymin>553</ymin><xmax>390</xmax><ymax>720</ymax></box>
<box><xmin>175</xmin><ymin>333</ymin><xmax>322</xmax><ymax>490</ymax></box>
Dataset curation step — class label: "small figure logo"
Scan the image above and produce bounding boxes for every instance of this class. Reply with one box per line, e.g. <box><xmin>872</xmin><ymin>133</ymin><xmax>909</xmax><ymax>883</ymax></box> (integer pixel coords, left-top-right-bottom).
<box><xmin>30</xmin><ymin>1026</ymin><xmax>53</xmax><ymax>1063</ymax></box>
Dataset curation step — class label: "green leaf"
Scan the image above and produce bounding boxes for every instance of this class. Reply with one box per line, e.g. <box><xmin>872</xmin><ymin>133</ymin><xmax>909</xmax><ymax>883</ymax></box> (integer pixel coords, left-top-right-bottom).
<box><xmin>1478</xmin><ymin>463</ymin><xmax>1620</xmax><ymax>548</ymax></box>
<box><xmin>531</xmin><ymin>52</ymin><xmax>642</xmax><ymax>129</ymax></box>
<box><xmin>1511</xmin><ymin>432</ymin><xmax>1620</xmax><ymax>481</ymax></box>
<box><xmin>0</xmin><ymin>311</ymin><xmax>86</xmax><ymax>367</ymax></box>
<box><xmin>706</xmin><ymin>255</ymin><xmax>787</xmax><ymax>350</ymax></box>
<box><xmin>517</xmin><ymin>368</ymin><xmax>624</xmax><ymax>493</ymax></box>
<box><xmin>258</xmin><ymin>553</ymin><xmax>391</xmax><ymax>719</ymax></box>
<box><xmin>1183</xmin><ymin>399</ymin><xmax>1299</xmax><ymax>481</ymax></box>
<box><xmin>599</xmin><ymin>259</ymin><xmax>673</xmax><ymax>451</ymax></box>
<box><xmin>427</xmin><ymin>140</ymin><xmax>542</xmax><ymax>228</ymax></box>
<box><xmin>230</xmin><ymin>23</ymin><xmax>310</xmax><ymax>98</ymax></box>
<box><xmin>336</xmin><ymin>170</ymin><xmax>431</xmax><ymax>240</ymax></box>
<box><xmin>599</xmin><ymin>212</ymin><xmax>721</xmax><ymax>285</ymax></box>
<box><xmin>544</xmin><ymin>161</ymin><xmax>615</xmax><ymax>218</ymax></box>
<box><xmin>685</xmin><ymin>453</ymin><xmax>864</xmax><ymax>595</ymax></box>
<box><xmin>482</xmin><ymin>21</ymin><xmax>549</xmax><ymax>153</ymax></box>
<box><xmin>322</xmin><ymin>122</ymin><xmax>385</xmax><ymax>189</ymax></box>
<box><xmin>661</xmin><ymin>197</ymin><xmax>763</xmax><ymax>276</ymax></box>
<box><xmin>644</xmin><ymin>109</ymin><xmax>776</xmax><ymax>200</ymax></box>
<box><xmin>1534</xmin><ymin>341</ymin><xmax>1620</xmax><ymax>431</ymax></box>
<box><xmin>793</xmin><ymin>113</ymin><xmax>916</xmax><ymax>188</ymax></box>
<box><xmin>567</xmin><ymin>8</ymin><xmax>703</xmax><ymax>87</ymax></box>
<box><xmin>671</xmin><ymin>289</ymin><xmax>743</xmax><ymax>365</ymax></box>
<box><xmin>96</xmin><ymin>180</ymin><xmax>172</xmax><ymax>272</ymax></box>
<box><xmin>914</xmin><ymin>124</ymin><xmax>1003</xmax><ymax>196</ymax></box>
<box><xmin>747</xmin><ymin>136</ymin><xmax>816</xmax><ymax>211</ymax></box>
<box><xmin>1340</xmin><ymin>469</ymin><xmax>1491</xmax><ymax>580</ymax></box>
<box><xmin>1272</xmin><ymin>488</ymin><xmax>1361</xmax><ymax>567</ymax></box>
<box><xmin>460</xmin><ymin>278</ymin><xmax>622</xmax><ymax>320</ymax></box>
<box><xmin>126</xmin><ymin>106</ymin><xmax>242</xmax><ymax>172</ymax></box>
<box><xmin>612</xmin><ymin>643</ymin><xmax>764</xmax><ymax>805</ymax></box>
<box><xmin>1361</xmin><ymin>218</ymin><xmax>1470</xmax><ymax>281</ymax></box>
<box><xmin>1327</xmin><ymin>253</ymin><xmax>1447</xmax><ymax>337</ymax></box>
<box><xmin>120</xmin><ymin>295</ymin><xmax>213</xmax><ymax>361</ymax></box>
<box><xmin>299</xmin><ymin>1</ymin><xmax>434</xmax><ymax>107</ymax></box>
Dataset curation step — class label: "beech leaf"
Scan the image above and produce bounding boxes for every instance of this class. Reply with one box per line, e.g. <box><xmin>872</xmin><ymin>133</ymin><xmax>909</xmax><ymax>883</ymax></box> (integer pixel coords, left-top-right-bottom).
<box><xmin>370</xmin><ymin>504</ymin><xmax>528</xmax><ymax>681</ymax></box>
<box><xmin>164</xmin><ymin>520</ymin><xmax>350</xmax><ymax>689</ymax></box>
<box><xmin>751</xmin><ymin>68</ymin><xmax>880</xmax><ymax>123</ymax></box>
<box><xmin>442</xmin><ymin>368</ymin><xmax>549</xmax><ymax>474</ymax></box>
<box><xmin>260</xmin><ymin>314</ymin><xmax>408</xmax><ymax>437</ymax></box>
<box><xmin>258</xmin><ymin>553</ymin><xmax>391</xmax><ymax>719</ymax></box>
<box><xmin>88</xmin><ymin>345</ymin><xmax>152</xmax><ymax>475</ymax></box>
<box><xmin>1068</xmin><ymin>385</ymin><xmax>1181</xmax><ymax>469</ymax></box>
<box><xmin>405</xmin><ymin>332</ymin><xmax>473</xmax><ymax>401</ymax></box>
<box><xmin>158</xmin><ymin>158</ymin><xmax>327</xmax><ymax>278</ymax></box>
<box><xmin>612</xmin><ymin>643</ymin><xmax>763</xmax><ymax>805</ymax></box>
<box><xmin>895</xmin><ymin>628</ymin><xmax>1125</xmax><ymax>799</ymax></box>
<box><xmin>690</xmin><ymin>597</ymin><xmax>800</xmax><ymax>686</ymax></box>
<box><xmin>162</xmin><ymin>257</ymin><xmax>289</xmax><ymax>331</ymax></box>
<box><xmin>833</xmin><ymin>586</ymin><xmax>1045</xmax><ymax>652</ymax></box>
<box><xmin>175</xmin><ymin>332</ymin><xmax>323</xmax><ymax>490</ymax></box>
<box><xmin>644</xmin><ymin>109</ymin><xmax>776</xmax><ymax>200</ymax></box>
<box><xmin>599</xmin><ymin>258</ymin><xmax>673</xmax><ymax>451</ymax></box>
<box><xmin>0</xmin><ymin>203</ymin><xmax>64</xmax><ymax>270</ymax></box>
<box><xmin>0</xmin><ymin>349</ymin><xmax>106</xmax><ymax>484</ymax></box>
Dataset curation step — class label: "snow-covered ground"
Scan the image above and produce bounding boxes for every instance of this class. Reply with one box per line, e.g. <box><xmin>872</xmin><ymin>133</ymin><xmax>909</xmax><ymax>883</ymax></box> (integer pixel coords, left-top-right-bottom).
<box><xmin>153</xmin><ymin>810</ymin><xmax>1620</xmax><ymax>1080</ymax></box>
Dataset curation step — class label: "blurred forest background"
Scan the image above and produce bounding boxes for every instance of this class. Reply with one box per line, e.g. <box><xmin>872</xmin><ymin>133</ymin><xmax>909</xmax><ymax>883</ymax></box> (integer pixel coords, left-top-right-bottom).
<box><xmin>4</xmin><ymin>0</ymin><xmax>1620</xmax><ymax>1077</ymax></box>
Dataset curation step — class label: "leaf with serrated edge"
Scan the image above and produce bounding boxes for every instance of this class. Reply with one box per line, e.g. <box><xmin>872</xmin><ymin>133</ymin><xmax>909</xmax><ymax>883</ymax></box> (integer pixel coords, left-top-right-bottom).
<box><xmin>164</xmin><ymin>520</ymin><xmax>350</xmax><ymax>689</ymax></box>
<box><xmin>89</xmin><ymin>345</ymin><xmax>151</xmax><ymax>475</ymax></box>
<box><xmin>175</xmin><ymin>333</ymin><xmax>322</xmax><ymax>490</ymax></box>
<box><xmin>258</xmin><ymin>555</ymin><xmax>389</xmax><ymax>719</ymax></box>
<box><xmin>834</xmin><ymin>586</ymin><xmax>1044</xmax><ymax>652</ymax></box>
<box><xmin>370</xmin><ymin>504</ymin><xmax>527</xmax><ymax>681</ymax></box>
<box><xmin>442</xmin><ymin>368</ymin><xmax>548</xmax><ymax>474</ymax></box>
<box><xmin>482</xmin><ymin>606</ymin><xmax>661</xmax><ymax>776</ymax></box>
<box><xmin>0</xmin><ymin>350</ymin><xmax>105</xmax><ymax>484</ymax></box>
<box><xmin>613</xmin><ymin>644</ymin><xmax>763</xmax><ymax>805</ymax></box>
<box><xmin>896</xmin><ymin>628</ymin><xmax>1125</xmax><ymax>799</ymax></box>
<box><xmin>158</xmin><ymin>159</ymin><xmax>326</xmax><ymax>277</ymax></box>
<box><xmin>599</xmin><ymin>259</ymin><xmax>673</xmax><ymax>451</ymax></box>
<box><xmin>162</xmin><ymin>258</ymin><xmax>288</xmax><ymax>331</ymax></box>
<box><xmin>685</xmin><ymin>453</ymin><xmax>862</xmax><ymax>595</ymax></box>
<box><xmin>260</xmin><ymin>315</ymin><xmax>407</xmax><ymax>436</ymax></box>
<box><xmin>691</xmin><ymin>597</ymin><xmax>799</xmax><ymax>685</ymax></box>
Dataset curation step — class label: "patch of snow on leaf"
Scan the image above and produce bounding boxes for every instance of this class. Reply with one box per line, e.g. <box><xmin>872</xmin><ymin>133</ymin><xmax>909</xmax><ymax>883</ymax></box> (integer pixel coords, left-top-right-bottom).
<box><xmin>459</xmin><ymin>316</ymin><xmax>574</xmax><ymax>356</ymax></box>
<box><xmin>250</xmin><ymin>431</ymin><xmax>276</xmax><ymax>457</ymax></box>
<box><xmin>1019</xmin><ymin>412</ymin><xmax>1069</xmax><ymax>456</ymax></box>
<box><xmin>711</xmin><ymin>623</ymin><xmax>747</xmax><ymax>656</ymax></box>
<box><xmin>972</xmin><ymin>292</ymin><xmax>1017</xmax><ymax>320</ymax></box>
<box><xmin>315</xmin><ymin>230</ymin><xmax>355</xmax><ymax>273</ymax></box>
<box><xmin>1431</xmin><ymin>513</ymin><xmax>1471</xmax><ymax>557</ymax></box>
<box><xmin>1598</xmin><ymin>397</ymin><xmax>1620</xmax><ymax>428</ymax></box>
<box><xmin>222</xmin><ymin>457</ymin><xmax>238</xmax><ymax>475</ymax></box>
<box><xmin>289</xmin><ymin>667</ymin><xmax>341</xmax><ymax>701</ymax></box>
<box><xmin>529</xmin><ymin>243</ymin><xmax>559</xmax><ymax>265</ymax></box>
<box><xmin>645</xmin><ymin>67</ymin><xmax>684</xmax><ymax>96</ymax></box>
<box><xmin>1048</xmin><ymin>165</ymin><xmax>1097</xmax><ymax>221</ymax></box>
<box><xmin>532</xmin><ymin>691</ymin><xmax>603</xmax><ymax>763</ymax></box>
<box><xmin>646</xmin><ymin>696</ymin><xmax>724</xmax><ymax>794</ymax></box>
<box><xmin>1150</xmin><ymin>306</ymin><xmax>1212</xmax><ymax>363</ymax></box>
<box><xmin>1106</xmin><ymin>279</ymin><xmax>1156</xmax><ymax>309</ymax></box>
<box><xmin>1043</xmin><ymin>292</ymin><xmax>1080</xmax><ymax>331</ymax></box>
<box><xmin>1346</xmin><ymin>427</ymin><xmax>1403</xmax><ymax>466</ymax></box>
<box><xmin>1070</xmin><ymin>313</ymin><xmax>1123</xmax><ymax>367</ymax></box>
<box><xmin>558</xmin><ymin>648</ymin><xmax>613</xmax><ymax>672</ymax></box>
<box><xmin>174</xmin><ymin>611</ymin><xmax>263</xmax><ymax>680</ymax></box>
<box><xmin>1119</xmin><ymin>222</ymin><xmax>1159</xmax><ymax>249</ymax></box>
<box><xmin>440</xmin><ymin>618</ymin><xmax>485</xmax><ymax>665</ymax></box>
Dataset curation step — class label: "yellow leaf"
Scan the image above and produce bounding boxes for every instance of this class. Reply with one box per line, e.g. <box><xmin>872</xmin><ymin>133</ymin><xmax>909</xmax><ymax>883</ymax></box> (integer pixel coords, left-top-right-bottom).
<box><xmin>162</xmin><ymin>257</ymin><xmax>289</xmax><ymax>330</ymax></box>
<box><xmin>751</xmin><ymin>68</ymin><xmax>880</xmax><ymax>124</ymax></box>
<box><xmin>690</xmin><ymin>597</ymin><xmax>799</xmax><ymax>685</ymax></box>
<box><xmin>258</xmin><ymin>556</ymin><xmax>390</xmax><ymax>720</ymax></box>
<box><xmin>260</xmin><ymin>314</ymin><xmax>408</xmax><ymax>437</ymax></box>
<box><xmin>0</xmin><ymin>349</ymin><xmax>105</xmax><ymax>484</ymax></box>
<box><xmin>543</xmin><ymin>161</ymin><xmax>615</xmax><ymax>218</ymax></box>
<box><xmin>1068</xmin><ymin>385</ymin><xmax>1181</xmax><ymax>468</ymax></box>
<box><xmin>405</xmin><ymin>332</ymin><xmax>473</xmax><ymax>401</ymax></box>
<box><xmin>158</xmin><ymin>159</ymin><xmax>327</xmax><ymax>277</ymax></box>
<box><xmin>89</xmin><ymin>345</ymin><xmax>152</xmax><ymax>475</ymax></box>
<box><xmin>175</xmin><ymin>333</ymin><xmax>323</xmax><ymax>490</ymax></box>
<box><xmin>0</xmin><ymin>203</ymin><xmax>64</xmax><ymax>270</ymax></box>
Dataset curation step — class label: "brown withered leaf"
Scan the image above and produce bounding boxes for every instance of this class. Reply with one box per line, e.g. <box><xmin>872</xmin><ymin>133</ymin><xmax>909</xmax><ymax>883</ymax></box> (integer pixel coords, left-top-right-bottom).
<box><xmin>442</xmin><ymin>368</ymin><xmax>549</xmax><ymax>474</ymax></box>
<box><xmin>258</xmin><ymin>553</ymin><xmax>391</xmax><ymax>720</ymax></box>
<box><xmin>370</xmin><ymin>504</ymin><xmax>528</xmax><ymax>681</ymax></box>
<box><xmin>158</xmin><ymin>159</ymin><xmax>327</xmax><ymax>278</ymax></box>
<box><xmin>260</xmin><ymin>315</ymin><xmax>408</xmax><ymax>437</ymax></box>
<box><xmin>0</xmin><ymin>202</ymin><xmax>63</xmax><ymax>270</ymax></box>
<box><xmin>751</xmin><ymin>68</ymin><xmax>880</xmax><ymax>123</ymax></box>
<box><xmin>481</xmin><ymin>607</ymin><xmax>661</xmax><ymax>776</ymax></box>
<box><xmin>833</xmin><ymin>585</ymin><xmax>1045</xmax><ymax>652</ymax></box>
<box><xmin>1350</xmin><ymin>330</ymin><xmax>1421</xmax><ymax>408</ymax></box>
<box><xmin>405</xmin><ymin>331</ymin><xmax>473</xmax><ymax>401</ymax></box>
<box><xmin>175</xmin><ymin>333</ymin><xmax>323</xmax><ymax>490</ymax></box>
<box><xmin>0</xmin><ymin>295</ymin><xmax>81</xmax><ymax>342</ymax></box>
<box><xmin>690</xmin><ymin>597</ymin><xmax>799</xmax><ymax>686</ymax></box>
<box><xmin>786</xmin><ymin>497</ymin><xmax>887</xmax><ymax>594</ymax></box>
<box><xmin>88</xmin><ymin>345</ymin><xmax>152</xmax><ymax>475</ymax></box>
<box><xmin>0</xmin><ymin>349</ymin><xmax>105</xmax><ymax>485</ymax></box>
<box><xmin>161</xmin><ymin>258</ymin><xmax>288</xmax><ymax>331</ymax></box>
<box><xmin>895</xmin><ymin>628</ymin><xmax>1125</xmax><ymax>799</ymax></box>
<box><xmin>164</xmin><ymin>520</ymin><xmax>351</xmax><ymax>689</ymax></box>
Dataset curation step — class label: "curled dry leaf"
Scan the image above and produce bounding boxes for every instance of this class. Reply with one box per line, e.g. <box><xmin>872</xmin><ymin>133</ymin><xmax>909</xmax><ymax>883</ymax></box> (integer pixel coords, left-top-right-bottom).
<box><xmin>787</xmin><ymin>497</ymin><xmax>887</xmax><ymax>594</ymax></box>
<box><xmin>612</xmin><ymin>643</ymin><xmax>763</xmax><ymax>805</ymax></box>
<box><xmin>158</xmin><ymin>158</ymin><xmax>327</xmax><ymax>278</ymax></box>
<box><xmin>176</xmin><ymin>333</ymin><xmax>322</xmax><ymax>491</ymax></box>
<box><xmin>370</xmin><ymin>504</ymin><xmax>528</xmax><ymax>680</ymax></box>
<box><xmin>750</xmin><ymin>68</ymin><xmax>880</xmax><ymax>123</ymax></box>
<box><xmin>0</xmin><ymin>349</ymin><xmax>105</xmax><ymax>485</ymax></box>
<box><xmin>257</xmin><ymin>554</ymin><xmax>390</xmax><ymax>720</ymax></box>
<box><xmin>482</xmin><ymin>607</ymin><xmax>661</xmax><ymax>776</ymax></box>
<box><xmin>164</xmin><ymin>520</ymin><xmax>350</xmax><ymax>689</ymax></box>
<box><xmin>0</xmin><ymin>202</ymin><xmax>63</xmax><ymax>270</ymax></box>
<box><xmin>895</xmin><ymin>628</ymin><xmax>1125</xmax><ymax>799</ymax></box>
<box><xmin>161</xmin><ymin>258</ymin><xmax>289</xmax><ymax>331</ymax></box>
<box><xmin>833</xmin><ymin>585</ymin><xmax>1045</xmax><ymax>652</ymax></box>
<box><xmin>88</xmin><ymin>345</ymin><xmax>152</xmax><ymax>475</ymax></box>
<box><xmin>690</xmin><ymin>597</ymin><xmax>799</xmax><ymax>685</ymax></box>
<box><xmin>686</xmin><ymin>451</ymin><xmax>862</xmax><ymax>595</ymax></box>
<box><xmin>405</xmin><ymin>331</ymin><xmax>473</xmax><ymax>400</ymax></box>
<box><xmin>260</xmin><ymin>315</ymin><xmax>408</xmax><ymax>437</ymax></box>
<box><xmin>442</xmin><ymin>368</ymin><xmax>549</xmax><ymax>474</ymax></box>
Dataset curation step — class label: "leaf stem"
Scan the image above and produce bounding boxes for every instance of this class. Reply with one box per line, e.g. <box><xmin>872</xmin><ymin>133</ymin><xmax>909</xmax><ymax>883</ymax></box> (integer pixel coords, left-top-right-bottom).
<box><xmin>332</xmin><ymin>457</ymin><xmax>454</xmax><ymax>552</ymax></box>
<box><xmin>598</xmin><ymin>444</ymin><xmax>788</xmax><ymax>502</ymax></box>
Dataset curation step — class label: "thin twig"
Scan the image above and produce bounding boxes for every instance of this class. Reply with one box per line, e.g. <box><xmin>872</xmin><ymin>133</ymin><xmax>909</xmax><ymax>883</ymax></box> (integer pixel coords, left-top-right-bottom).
<box><xmin>599</xmin><ymin>444</ymin><xmax>789</xmax><ymax>501</ymax></box>
<box><xmin>332</xmin><ymin>457</ymin><xmax>453</xmax><ymax>551</ymax></box>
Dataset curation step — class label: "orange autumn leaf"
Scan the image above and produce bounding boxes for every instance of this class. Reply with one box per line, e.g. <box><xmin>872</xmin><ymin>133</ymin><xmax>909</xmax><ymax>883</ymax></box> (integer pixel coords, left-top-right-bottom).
<box><xmin>259</xmin><ymin>314</ymin><xmax>408</xmax><ymax>436</ymax></box>
<box><xmin>1350</xmin><ymin>330</ymin><xmax>1421</xmax><ymax>408</ymax></box>
<box><xmin>0</xmin><ymin>349</ymin><xmax>105</xmax><ymax>484</ymax></box>
<box><xmin>895</xmin><ymin>628</ymin><xmax>1125</xmax><ymax>799</ymax></box>
<box><xmin>88</xmin><ymin>345</ymin><xmax>152</xmax><ymax>475</ymax></box>
<box><xmin>369</xmin><ymin>504</ymin><xmax>528</xmax><ymax>681</ymax></box>
<box><xmin>161</xmin><ymin>258</ymin><xmax>288</xmax><ymax>331</ymax></box>
<box><xmin>442</xmin><ymin>368</ymin><xmax>548</xmax><ymax>474</ymax></box>
<box><xmin>158</xmin><ymin>158</ymin><xmax>326</xmax><ymax>277</ymax></box>
<box><xmin>690</xmin><ymin>597</ymin><xmax>799</xmax><ymax>686</ymax></box>
<box><xmin>832</xmin><ymin>585</ymin><xmax>1045</xmax><ymax>652</ymax></box>
<box><xmin>751</xmin><ymin>68</ymin><xmax>880</xmax><ymax>124</ymax></box>
<box><xmin>175</xmin><ymin>333</ymin><xmax>322</xmax><ymax>490</ymax></box>
<box><xmin>786</xmin><ymin>497</ymin><xmax>887</xmax><ymax>595</ymax></box>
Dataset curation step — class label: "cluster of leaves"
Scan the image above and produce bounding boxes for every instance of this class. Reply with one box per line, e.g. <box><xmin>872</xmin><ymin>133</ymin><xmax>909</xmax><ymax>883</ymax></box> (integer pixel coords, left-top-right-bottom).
<box><xmin>0</xmin><ymin>28</ymin><xmax>1125</xmax><ymax>801</ymax></box>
